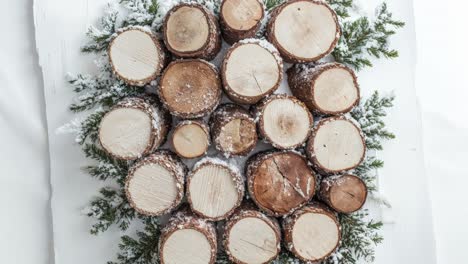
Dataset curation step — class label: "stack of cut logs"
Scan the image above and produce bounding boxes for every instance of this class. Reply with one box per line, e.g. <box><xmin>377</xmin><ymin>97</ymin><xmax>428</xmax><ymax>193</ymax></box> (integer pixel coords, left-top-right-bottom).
<box><xmin>100</xmin><ymin>0</ymin><xmax>369</xmax><ymax>263</ymax></box>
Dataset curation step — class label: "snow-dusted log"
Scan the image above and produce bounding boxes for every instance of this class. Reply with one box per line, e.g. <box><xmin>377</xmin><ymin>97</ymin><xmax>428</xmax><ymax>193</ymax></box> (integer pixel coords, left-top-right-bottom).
<box><xmin>223</xmin><ymin>203</ymin><xmax>281</xmax><ymax>264</ymax></box>
<box><xmin>125</xmin><ymin>150</ymin><xmax>186</xmax><ymax>216</ymax></box>
<box><xmin>187</xmin><ymin>158</ymin><xmax>244</xmax><ymax>221</ymax></box>
<box><xmin>171</xmin><ymin>120</ymin><xmax>210</xmax><ymax>159</ymax></box>
<box><xmin>253</xmin><ymin>94</ymin><xmax>313</xmax><ymax>149</ymax></box>
<box><xmin>266</xmin><ymin>0</ymin><xmax>340</xmax><ymax>63</ymax></box>
<box><xmin>98</xmin><ymin>97</ymin><xmax>171</xmax><ymax>160</ymax></box>
<box><xmin>163</xmin><ymin>3</ymin><xmax>221</xmax><ymax>60</ymax></box>
<box><xmin>283</xmin><ymin>202</ymin><xmax>341</xmax><ymax>262</ymax></box>
<box><xmin>108</xmin><ymin>27</ymin><xmax>166</xmax><ymax>86</ymax></box>
<box><xmin>159</xmin><ymin>59</ymin><xmax>222</xmax><ymax>118</ymax></box>
<box><xmin>219</xmin><ymin>0</ymin><xmax>265</xmax><ymax>44</ymax></box>
<box><xmin>246</xmin><ymin>151</ymin><xmax>316</xmax><ymax>216</ymax></box>
<box><xmin>222</xmin><ymin>39</ymin><xmax>283</xmax><ymax>104</ymax></box>
<box><xmin>159</xmin><ymin>209</ymin><xmax>217</xmax><ymax>264</ymax></box>
<box><xmin>319</xmin><ymin>174</ymin><xmax>368</xmax><ymax>213</ymax></box>
<box><xmin>287</xmin><ymin>63</ymin><xmax>360</xmax><ymax>115</ymax></box>
<box><xmin>210</xmin><ymin>104</ymin><xmax>257</xmax><ymax>156</ymax></box>
<box><xmin>307</xmin><ymin>116</ymin><xmax>366</xmax><ymax>173</ymax></box>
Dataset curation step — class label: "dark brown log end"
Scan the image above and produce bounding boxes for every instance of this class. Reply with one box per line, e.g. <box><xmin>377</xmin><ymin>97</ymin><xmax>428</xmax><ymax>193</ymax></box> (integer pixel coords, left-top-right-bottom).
<box><xmin>159</xmin><ymin>59</ymin><xmax>222</xmax><ymax>119</ymax></box>
<box><xmin>246</xmin><ymin>151</ymin><xmax>316</xmax><ymax>217</ymax></box>
<box><xmin>319</xmin><ymin>174</ymin><xmax>368</xmax><ymax>213</ymax></box>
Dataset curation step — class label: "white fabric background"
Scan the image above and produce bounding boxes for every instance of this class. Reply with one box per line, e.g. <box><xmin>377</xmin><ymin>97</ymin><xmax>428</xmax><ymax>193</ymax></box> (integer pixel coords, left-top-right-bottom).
<box><xmin>0</xmin><ymin>0</ymin><xmax>466</xmax><ymax>263</ymax></box>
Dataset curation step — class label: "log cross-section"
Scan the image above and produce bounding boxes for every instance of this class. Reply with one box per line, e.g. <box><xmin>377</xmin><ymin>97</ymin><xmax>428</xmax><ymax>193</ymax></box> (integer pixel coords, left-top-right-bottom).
<box><xmin>246</xmin><ymin>151</ymin><xmax>316</xmax><ymax>217</ymax></box>
<box><xmin>266</xmin><ymin>0</ymin><xmax>340</xmax><ymax>63</ymax></box>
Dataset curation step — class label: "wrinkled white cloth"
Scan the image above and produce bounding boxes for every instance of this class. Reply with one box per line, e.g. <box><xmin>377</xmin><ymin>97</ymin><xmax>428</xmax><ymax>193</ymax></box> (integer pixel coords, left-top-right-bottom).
<box><xmin>0</xmin><ymin>0</ymin><xmax>52</xmax><ymax>263</ymax></box>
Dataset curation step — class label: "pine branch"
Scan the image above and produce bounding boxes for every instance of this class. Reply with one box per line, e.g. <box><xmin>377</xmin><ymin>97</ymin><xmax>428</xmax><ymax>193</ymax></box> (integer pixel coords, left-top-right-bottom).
<box><xmin>325</xmin><ymin>211</ymin><xmax>383</xmax><ymax>264</ymax></box>
<box><xmin>328</xmin><ymin>0</ymin><xmax>353</xmax><ymax>19</ymax></box>
<box><xmin>121</xmin><ymin>0</ymin><xmax>159</xmax><ymax>27</ymax></box>
<box><xmin>83</xmin><ymin>187</ymin><xmax>137</xmax><ymax>235</ymax></box>
<box><xmin>332</xmin><ymin>3</ymin><xmax>405</xmax><ymax>71</ymax></box>
<box><xmin>351</xmin><ymin>90</ymin><xmax>395</xmax><ymax>150</ymax></box>
<box><xmin>352</xmin><ymin>156</ymin><xmax>384</xmax><ymax>192</ymax></box>
<box><xmin>83</xmin><ymin>144</ymin><xmax>129</xmax><ymax>185</ymax></box>
<box><xmin>264</xmin><ymin>0</ymin><xmax>285</xmax><ymax>11</ymax></box>
<box><xmin>108</xmin><ymin>217</ymin><xmax>161</xmax><ymax>264</ymax></box>
<box><xmin>82</xmin><ymin>5</ymin><xmax>120</xmax><ymax>53</ymax></box>
<box><xmin>68</xmin><ymin>63</ymin><xmax>145</xmax><ymax>113</ymax></box>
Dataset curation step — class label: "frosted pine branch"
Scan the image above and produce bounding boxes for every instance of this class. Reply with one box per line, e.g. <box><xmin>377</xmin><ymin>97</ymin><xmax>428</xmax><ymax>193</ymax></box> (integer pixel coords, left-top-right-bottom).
<box><xmin>83</xmin><ymin>144</ymin><xmax>129</xmax><ymax>185</ymax></box>
<box><xmin>351</xmin><ymin>90</ymin><xmax>395</xmax><ymax>150</ymax></box>
<box><xmin>83</xmin><ymin>187</ymin><xmax>136</xmax><ymax>234</ymax></box>
<box><xmin>332</xmin><ymin>3</ymin><xmax>405</xmax><ymax>70</ymax></box>
<box><xmin>109</xmin><ymin>217</ymin><xmax>161</xmax><ymax>264</ymax></box>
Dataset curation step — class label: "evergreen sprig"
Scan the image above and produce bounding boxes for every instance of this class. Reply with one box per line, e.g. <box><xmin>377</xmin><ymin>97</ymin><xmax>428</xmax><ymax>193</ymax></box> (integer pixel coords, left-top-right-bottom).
<box><xmin>325</xmin><ymin>211</ymin><xmax>384</xmax><ymax>264</ymax></box>
<box><xmin>328</xmin><ymin>0</ymin><xmax>353</xmax><ymax>19</ymax></box>
<box><xmin>82</xmin><ymin>5</ymin><xmax>120</xmax><ymax>53</ymax></box>
<box><xmin>108</xmin><ymin>217</ymin><xmax>161</xmax><ymax>264</ymax></box>
<box><xmin>83</xmin><ymin>144</ymin><xmax>129</xmax><ymax>185</ymax></box>
<box><xmin>333</xmin><ymin>3</ymin><xmax>405</xmax><ymax>70</ymax></box>
<box><xmin>264</xmin><ymin>0</ymin><xmax>285</xmax><ymax>10</ymax></box>
<box><xmin>68</xmin><ymin>66</ymin><xmax>144</xmax><ymax>113</ymax></box>
<box><xmin>84</xmin><ymin>187</ymin><xmax>136</xmax><ymax>235</ymax></box>
<box><xmin>121</xmin><ymin>0</ymin><xmax>160</xmax><ymax>27</ymax></box>
<box><xmin>351</xmin><ymin>90</ymin><xmax>395</xmax><ymax>150</ymax></box>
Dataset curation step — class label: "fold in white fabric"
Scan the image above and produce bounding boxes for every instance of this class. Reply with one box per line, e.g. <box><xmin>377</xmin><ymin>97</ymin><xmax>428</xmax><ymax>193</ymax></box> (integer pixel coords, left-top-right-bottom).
<box><xmin>0</xmin><ymin>0</ymin><xmax>52</xmax><ymax>263</ymax></box>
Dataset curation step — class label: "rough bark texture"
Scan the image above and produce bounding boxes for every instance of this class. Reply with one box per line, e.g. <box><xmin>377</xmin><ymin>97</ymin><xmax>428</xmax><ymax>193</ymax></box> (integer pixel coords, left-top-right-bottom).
<box><xmin>219</xmin><ymin>0</ymin><xmax>265</xmax><ymax>44</ymax></box>
<box><xmin>252</xmin><ymin>94</ymin><xmax>313</xmax><ymax>150</ymax></box>
<box><xmin>125</xmin><ymin>150</ymin><xmax>187</xmax><ymax>216</ymax></box>
<box><xmin>319</xmin><ymin>174</ymin><xmax>368</xmax><ymax>213</ymax></box>
<box><xmin>283</xmin><ymin>202</ymin><xmax>341</xmax><ymax>262</ymax></box>
<box><xmin>287</xmin><ymin>62</ymin><xmax>360</xmax><ymax>115</ymax></box>
<box><xmin>98</xmin><ymin>97</ymin><xmax>171</xmax><ymax>160</ymax></box>
<box><xmin>187</xmin><ymin>158</ymin><xmax>245</xmax><ymax>221</ymax></box>
<box><xmin>159</xmin><ymin>208</ymin><xmax>217</xmax><ymax>264</ymax></box>
<box><xmin>221</xmin><ymin>39</ymin><xmax>283</xmax><ymax>104</ymax></box>
<box><xmin>108</xmin><ymin>27</ymin><xmax>166</xmax><ymax>86</ymax></box>
<box><xmin>266</xmin><ymin>0</ymin><xmax>340</xmax><ymax>63</ymax></box>
<box><xmin>158</xmin><ymin>59</ymin><xmax>222</xmax><ymax>119</ymax></box>
<box><xmin>163</xmin><ymin>3</ymin><xmax>221</xmax><ymax>60</ymax></box>
<box><xmin>171</xmin><ymin>120</ymin><xmax>210</xmax><ymax>159</ymax></box>
<box><xmin>306</xmin><ymin>116</ymin><xmax>366</xmax><ymax>174</ymax></box>
<box><xmin>246</xmin><ymin>150</ymin><xmax>316</xmax><ymax>217</ymax></box>
<box><xmin>210</xmin><ymin>104</ymin><xmax>258</xmax><ymax>156</ymax></box>
<box><xmin>223</xmin><ymin>203</ymin><xmax>281</xmax><ymax>264</ymax></box>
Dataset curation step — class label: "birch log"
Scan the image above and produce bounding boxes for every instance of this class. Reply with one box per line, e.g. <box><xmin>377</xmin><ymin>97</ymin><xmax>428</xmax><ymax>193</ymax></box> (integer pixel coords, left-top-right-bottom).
<box><xmin>159</xmin><ymin>59</ymin><xmax>222</xmax><ymax>119</ymax></box>
<box><xmin>319</xmin><ymin>174</ymin><xmax>368</xmax><ymax>213</ymax></box>
<box><xmin>125</xmin><ymin>150</ymin><xmax>186</xmax><ymax>216</ymax></box>
<box><xmin>246</xmin><ymin>151</ymin><xmax>316</xmax><ymax>216</ymax></box>
<box><xmin>221</xmin><ymin>39</ymin><xmax>283</xmax><ymax>104</ymax></box>
<box><xmin>307</xmin><ymin>116</ymin><xmax>366</xmax><ymax>173</ymax></box>
<box><xmin>266</xmin><ymin>0</ymin><xmax>340</xmax><ymax>63</ymax></box>
<box><xmin>187</xmin><ymin>158</ymin><xmax>244</xmax><ymax>220</ymax></box>
<box><xmin>108</xmin><ymin>27</ymin><xmax>166</xmax><ymax>86</ymax></box>
<box><xmin>287</xmin><ymin>63</ymin><xmax>360</xmax><ymax>115</ymax></box>
<box><xmin>223</xmin><ymin>203</ymin><xmax>281</xmax><ymax>264</ymax></box>
<box><xmin>210</xmin><ymin>104</ymin><xmax>257</xmax><ymax>156</ymax></box>
<box><xmin>219</xmin><ymin>0</ymin><xmax>265</xmax><ymax>44</ymax></box>
<box><xmin>163</xmin><ymin>3</ymin><xmax>221</xmax><ymax>60</ymax></box>
<box><xmin>159</xmin><ymin>209</ymin><xmax>217</xmax><ymax>264</ymax></box>
<box><xmin>283</xmin><ymin>202</ymin><xmax>341</xmax><ymax>262</ymax></box>
<box><xmin>253</xmin><ymin>94</ymin><xmax>313</xmax><ymax>150</ymax></box>
<box><xmin>98</xmin><ymin>97</ymin><xmax>171</xmax><ymax>160</ymax></box>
